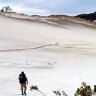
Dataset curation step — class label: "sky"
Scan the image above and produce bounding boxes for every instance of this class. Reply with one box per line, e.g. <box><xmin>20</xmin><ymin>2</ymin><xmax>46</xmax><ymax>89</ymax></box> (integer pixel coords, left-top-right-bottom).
<box><xmin>0</xmin><ymin>0</ymin><xmax>96</xmax><ymax>16</ymax></box>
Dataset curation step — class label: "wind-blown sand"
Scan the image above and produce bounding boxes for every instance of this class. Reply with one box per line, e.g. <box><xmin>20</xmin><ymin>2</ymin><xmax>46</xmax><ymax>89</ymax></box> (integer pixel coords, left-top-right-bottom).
<box><xmin>0</xmin><ymin>14</ymin><xmax>96</xmax><ymax>96</ymax></box>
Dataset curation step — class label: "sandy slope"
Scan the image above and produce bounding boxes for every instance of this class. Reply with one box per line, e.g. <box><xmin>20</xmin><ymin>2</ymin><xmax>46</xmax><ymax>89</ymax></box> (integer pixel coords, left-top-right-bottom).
<box><xmin>0</xmin><ymin>15</ymin><xmax>96</xmax><ymax>96</ymax></box>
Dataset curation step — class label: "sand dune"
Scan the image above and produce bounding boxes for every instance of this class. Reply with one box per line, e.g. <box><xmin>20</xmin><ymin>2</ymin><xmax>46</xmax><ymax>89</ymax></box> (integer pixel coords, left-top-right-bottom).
<box><xmin>0</xmin><ymin>14</ymin><xmax>96</xmax><ymax>50</ymax></box>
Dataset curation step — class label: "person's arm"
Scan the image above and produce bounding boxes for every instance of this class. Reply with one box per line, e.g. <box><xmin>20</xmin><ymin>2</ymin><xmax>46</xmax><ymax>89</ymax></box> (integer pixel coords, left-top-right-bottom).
<box><xmin>18</xmin><ymin>74</ymin><xmax>20</xmax><ymax>80</ymax></box>
<box><xmin>26</xmin><ymin>78</ymin><xmax>28</xmax><ymax>84</ymax></box>
<box><xmin>25</xmin><ymin>75</ymin><xmax>28</xmax><ymax>84</ymax></box>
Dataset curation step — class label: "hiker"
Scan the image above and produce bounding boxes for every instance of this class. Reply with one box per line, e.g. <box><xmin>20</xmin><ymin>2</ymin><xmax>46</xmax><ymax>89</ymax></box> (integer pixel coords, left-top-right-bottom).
<box><xmin>18</xmin><ymin>71</ymin><xmax>28</xmax><ymax>95</ymax></box>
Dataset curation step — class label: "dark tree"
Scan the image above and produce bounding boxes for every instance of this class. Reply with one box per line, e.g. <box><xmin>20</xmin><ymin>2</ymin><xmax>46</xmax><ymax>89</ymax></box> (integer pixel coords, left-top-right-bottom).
<box><xmin>1</xmin><ymin>6</ymin><xmax>12</xmax><ymax>12</ymax></box>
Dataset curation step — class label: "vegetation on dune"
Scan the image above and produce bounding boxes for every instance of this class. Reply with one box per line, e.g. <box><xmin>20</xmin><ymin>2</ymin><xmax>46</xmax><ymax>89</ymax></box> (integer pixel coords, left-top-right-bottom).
<box><xmin>30</xmin><ymin>82</ymin><xmax>96</xmax><ymax>96</ymax></box>
<box><xmin>75</xmin><ymin>82</ymin><xmax>92</xmax><ymax>96</ymax></box>
<box><xmin>77</xmin><ymin>12</ymin><xmax>96</xmax><ymax>21</ymax></box>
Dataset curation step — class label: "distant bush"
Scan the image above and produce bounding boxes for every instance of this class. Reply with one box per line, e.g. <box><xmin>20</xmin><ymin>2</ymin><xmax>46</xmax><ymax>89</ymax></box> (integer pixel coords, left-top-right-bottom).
<box><xmin>77</xmin><ymin>12</ymin><xmax>96</xmax><ymax>21</ymax></box>
<box><xmin>0</xmin><ymin>6</ymin><xmax>12</xmax><ymax>13</ymax></box>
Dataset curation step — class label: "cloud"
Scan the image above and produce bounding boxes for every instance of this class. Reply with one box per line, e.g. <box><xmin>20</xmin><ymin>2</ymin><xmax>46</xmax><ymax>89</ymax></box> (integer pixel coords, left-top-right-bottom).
<box><xmin>0</xmin><ymin>0</ymin><xmax>96</xmax><ymax>15</ymax></box>
<box><xmin>0</xmin><ymin>0</ymin><xmax>50</xmax><ymax>15</ymax></box>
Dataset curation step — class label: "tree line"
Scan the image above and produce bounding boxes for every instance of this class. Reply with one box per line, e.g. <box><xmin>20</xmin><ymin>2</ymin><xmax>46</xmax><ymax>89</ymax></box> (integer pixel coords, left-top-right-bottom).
<box><xmin>77</xmin><ymin>12</ymin><xmax>96</xmax><ymax>21</ymax></box>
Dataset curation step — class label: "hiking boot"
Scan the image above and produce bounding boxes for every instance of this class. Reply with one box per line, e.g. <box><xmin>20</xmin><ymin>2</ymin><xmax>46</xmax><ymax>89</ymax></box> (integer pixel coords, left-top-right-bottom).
<box><xmin>24</xmin><ymin>91</ymin><xmax>26</xmax><ymax>95</ymax></box>
<box><xmin>22</xmin><ymin>90</ymin><xmax>24</xmax><ymax>95</ymax></box>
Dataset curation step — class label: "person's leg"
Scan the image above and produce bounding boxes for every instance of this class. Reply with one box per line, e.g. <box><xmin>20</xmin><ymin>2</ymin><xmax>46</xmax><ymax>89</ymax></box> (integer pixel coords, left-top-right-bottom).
<box><xmin>24</xmin><ymin>84</ymin><xmax>27</xmax><ymax>95</ymax></box>
<box><xmin>20</xmin><ymin>84</ymin><xmax>24</xmax><ymax>95</ymax></box>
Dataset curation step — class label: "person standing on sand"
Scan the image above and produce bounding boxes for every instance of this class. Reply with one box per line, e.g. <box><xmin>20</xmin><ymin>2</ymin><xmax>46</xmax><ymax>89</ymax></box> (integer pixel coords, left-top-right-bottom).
<box><xmin>18</xmin><ymin>71</ymin><xmax>28</xmax><ymax>95</ymax></box>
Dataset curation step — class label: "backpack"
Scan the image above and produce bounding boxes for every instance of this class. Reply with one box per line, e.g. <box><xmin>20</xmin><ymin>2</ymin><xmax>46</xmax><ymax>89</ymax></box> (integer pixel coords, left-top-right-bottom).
<box><xmin>19</xmin><ymin>74</ymin><xmax>24</xmax><ymax>81</ymax></box>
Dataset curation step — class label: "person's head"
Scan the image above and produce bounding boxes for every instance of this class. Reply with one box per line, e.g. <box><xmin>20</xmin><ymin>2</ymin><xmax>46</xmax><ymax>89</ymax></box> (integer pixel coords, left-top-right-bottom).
<box><xmin>21</xmin><ymin>71</ymin><xmax>24</xmax><ymax>74</ymax></box>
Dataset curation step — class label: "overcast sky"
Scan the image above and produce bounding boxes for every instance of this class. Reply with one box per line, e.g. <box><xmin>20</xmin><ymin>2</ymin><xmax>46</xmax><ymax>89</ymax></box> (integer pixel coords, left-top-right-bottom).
<box><xmin>0</xmin><ymin>0</ymin><xmax>96</xmax><ymax>16</ymax></box>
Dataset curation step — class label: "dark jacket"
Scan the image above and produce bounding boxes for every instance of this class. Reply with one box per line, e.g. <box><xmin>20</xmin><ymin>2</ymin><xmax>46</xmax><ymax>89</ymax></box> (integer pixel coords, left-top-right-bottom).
<box><xmin>19</xmin><ymin>73</ymin><xmax>28</xmax><ymax>84</ymax></box>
